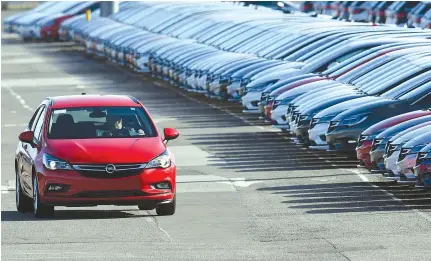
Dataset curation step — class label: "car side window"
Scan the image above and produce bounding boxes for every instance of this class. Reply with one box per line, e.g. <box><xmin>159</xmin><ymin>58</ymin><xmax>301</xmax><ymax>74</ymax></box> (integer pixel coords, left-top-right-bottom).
<box><xmin>28</xmin><ymin>106</ymin><xmax>43</xmax><ymax>131</ymax></box>
<box><xmin>33</xmin><ymin>106</ymin><xmax>47</xmax><ymax>143</ymax></box>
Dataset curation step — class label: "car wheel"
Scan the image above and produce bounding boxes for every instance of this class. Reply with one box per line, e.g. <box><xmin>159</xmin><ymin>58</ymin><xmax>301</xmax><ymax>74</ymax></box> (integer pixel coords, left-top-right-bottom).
<box><xmin>16</xmin><ymin>172</ymin><xmax>33</xmax><ymax>213</ymax></box>
<box><xmin>155</xmin><ymin>195</ymin><xmax>176</xmax><ymax>216</ymax></box>
<box><xmin>33</xmin><ymin>175</ymin><xmax>54</xmax><ymax>218</ymax></box>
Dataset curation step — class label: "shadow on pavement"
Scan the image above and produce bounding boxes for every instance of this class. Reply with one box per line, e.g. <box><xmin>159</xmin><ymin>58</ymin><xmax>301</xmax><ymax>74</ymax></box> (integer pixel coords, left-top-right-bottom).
<box><xmin>186</xmin><ymin>132</ymin><xmax>358</xmax><ymax>172</ymax></box>
<box><xmin>258</xmin><ymin>182</ymin><xmax>431</xmax><ymax>214</ymax></box>
<box><xmin>1</xmin><ymin>209</ymin><xmax>156</xmax><ymax>221</ymax></box>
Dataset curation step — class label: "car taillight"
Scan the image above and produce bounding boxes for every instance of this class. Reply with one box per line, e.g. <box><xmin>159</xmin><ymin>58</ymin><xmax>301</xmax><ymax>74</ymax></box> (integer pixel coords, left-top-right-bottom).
<box><xmin>352</xmin><ymin>9</ymin><xmax>361</xmax><ymax>14</ymax></box>
<box><xmin>379</xmin><ymin>10</ymin><xmax>385</xmax><ymax>16</ymax></box>
<box><xmin>416</xmin><ymin>17</ymin><xmax>421</xmax><ymax>23</ymax></box>
<box><xmin>396</xmin><ymin>12</ymin><xmax>405</xmax><ymax>19</ymax></box>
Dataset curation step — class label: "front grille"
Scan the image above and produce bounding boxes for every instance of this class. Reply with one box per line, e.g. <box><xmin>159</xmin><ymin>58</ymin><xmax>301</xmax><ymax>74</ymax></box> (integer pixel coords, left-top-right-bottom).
<box><xmin>73</xmin><ymin>163</ymin><xmax>146</xmax><ymax>179</ymax></box>
<box><xmin>73</xmin><ymin>190</ymin><xmax>147</xmax><ymax>198</ymax></box>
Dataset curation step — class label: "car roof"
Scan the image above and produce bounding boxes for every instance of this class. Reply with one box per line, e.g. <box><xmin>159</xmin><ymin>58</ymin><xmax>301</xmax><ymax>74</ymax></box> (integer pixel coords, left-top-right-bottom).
<box><xmin>49</xmin><ymin>95</ymin><xmax>141</xmax><ymax>109</ymax></box>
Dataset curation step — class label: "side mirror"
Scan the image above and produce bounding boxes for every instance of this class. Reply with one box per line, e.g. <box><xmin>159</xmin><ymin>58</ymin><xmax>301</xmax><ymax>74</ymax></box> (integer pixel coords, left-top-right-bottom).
<box><xmin>163</xmin><ymin>128</ymin><xmax>179</xmax><ymax>143</ymax></box>
<box><xmin>18</xmin><ymin>130</ymin><xmax>34</xmax><ymax>144</ymax></box>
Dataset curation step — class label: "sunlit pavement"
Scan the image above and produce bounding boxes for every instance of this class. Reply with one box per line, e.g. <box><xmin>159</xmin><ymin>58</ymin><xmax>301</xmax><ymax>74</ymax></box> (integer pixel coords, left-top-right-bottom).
<box><xmin>2</xmin><ymin>11</ymin><xmax>431</xmax><ymax>261</ymax></box>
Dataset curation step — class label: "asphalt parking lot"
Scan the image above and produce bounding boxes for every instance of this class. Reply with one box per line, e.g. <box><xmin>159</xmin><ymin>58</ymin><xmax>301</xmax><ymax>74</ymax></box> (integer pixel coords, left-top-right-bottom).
<box><xmin>2</xmin><ymin>10</ymin><xmax>431</xmax><ymax>261</ymax></box>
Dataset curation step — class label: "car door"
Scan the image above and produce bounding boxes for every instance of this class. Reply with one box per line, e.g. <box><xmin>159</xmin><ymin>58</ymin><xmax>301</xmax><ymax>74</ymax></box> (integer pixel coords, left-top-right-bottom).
<box><xmin>17</xmin><ymin>105</ymin><xmax>43</xmax><ymax>195</ymax></box>
<box><xmin>21</xmin><ymin>105</ymin><xmax>47</xmax><ymax>194</ymax></box>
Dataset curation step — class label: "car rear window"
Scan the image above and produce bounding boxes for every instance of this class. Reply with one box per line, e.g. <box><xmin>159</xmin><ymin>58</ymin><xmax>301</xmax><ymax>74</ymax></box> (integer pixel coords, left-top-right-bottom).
<box><xmin>47</xmin><ymin>106</ymin><xmax>158</xmax><ymax>139</ymax></box>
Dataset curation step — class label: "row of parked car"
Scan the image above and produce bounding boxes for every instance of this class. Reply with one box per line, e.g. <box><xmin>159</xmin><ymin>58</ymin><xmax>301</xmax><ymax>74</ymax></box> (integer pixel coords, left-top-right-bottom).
<box><xmin>302</xmin><ymin>1</ymin><xmax>431</xmax><ymax>29</ymax></box>
<box><xmin>4</xmin><ymin>2</ymin><xmax>431</xmax><ymax>188</ymax></box>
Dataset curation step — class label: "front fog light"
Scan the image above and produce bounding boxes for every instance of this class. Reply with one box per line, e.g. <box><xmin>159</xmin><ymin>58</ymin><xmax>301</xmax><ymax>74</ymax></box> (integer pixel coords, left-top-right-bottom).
<box><xmin>46</xmin><ymin>184</ymin><xmax>69</xmax><ymax>192</ymax></box>
<box><xmin>153</xmin><ymin>182</ymin><xmax>171</xmax><ymax>189</ymax></box>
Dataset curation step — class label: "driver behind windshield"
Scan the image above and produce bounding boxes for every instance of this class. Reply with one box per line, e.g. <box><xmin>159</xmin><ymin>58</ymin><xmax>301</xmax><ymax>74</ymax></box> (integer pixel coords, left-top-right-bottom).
<box><xmin>96</xmin><ymin>114</ymin><xmax>145</xmax><ymax>137</ymax></box>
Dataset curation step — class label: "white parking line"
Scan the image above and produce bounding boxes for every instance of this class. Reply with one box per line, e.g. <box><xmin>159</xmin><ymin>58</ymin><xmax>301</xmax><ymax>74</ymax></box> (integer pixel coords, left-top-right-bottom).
<box><xmin>2</xmin><ymin>83</ymin><xmax>34</xmax><ymax>112</ymax></box>
<box><xmin>343</xmin><ymin>168</ymin><xmax>431</xmax><ymax>222</ymax></box>
<box><xmin>3</xmin><ymin>123</ymin><xmax>27</xmax><ymax>128</ymax></box>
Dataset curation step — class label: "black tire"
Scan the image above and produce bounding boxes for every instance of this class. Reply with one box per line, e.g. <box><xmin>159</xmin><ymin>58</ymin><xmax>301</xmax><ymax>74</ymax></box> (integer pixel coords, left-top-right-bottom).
<box><xmin>33</xmin><ymin>175</ymin><xmax>54</xmax><ymax>218</ymax></box>
<box><xmin>16</xmin><ymin>172</ymin><xmax>33</xmax><ymax>213</ymax></box>
<box><xmin>155</xmin><ymin>195</ymin><xmax>176</xmax><ymax>216</ymax></box>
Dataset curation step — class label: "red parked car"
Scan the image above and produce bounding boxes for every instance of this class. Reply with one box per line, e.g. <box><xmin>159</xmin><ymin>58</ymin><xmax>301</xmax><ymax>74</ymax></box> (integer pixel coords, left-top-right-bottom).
<box><xmin>15</xmin><ymin>94</ymin><xmax>179</xmax><ymax>218</ymax></box>
<box><xmin>356</xmin><ymin>110</ymin><xmax>431</xmax><ymax>169</ymax></box>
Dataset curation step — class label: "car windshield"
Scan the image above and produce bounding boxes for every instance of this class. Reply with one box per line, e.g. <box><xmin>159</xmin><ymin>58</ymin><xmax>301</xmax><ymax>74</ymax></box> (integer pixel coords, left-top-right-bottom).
<box><xmin>47</xmin><ymin>107</ymin><xmax>158</xmax><ymax>139</ymax></box>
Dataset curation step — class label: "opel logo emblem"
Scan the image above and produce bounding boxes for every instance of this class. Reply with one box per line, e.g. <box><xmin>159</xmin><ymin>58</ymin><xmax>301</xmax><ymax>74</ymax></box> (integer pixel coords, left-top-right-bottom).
<box><xmin>105</xmin><ymin>164</ymin><xmax>116</xmax><ymax>174</ymax></box>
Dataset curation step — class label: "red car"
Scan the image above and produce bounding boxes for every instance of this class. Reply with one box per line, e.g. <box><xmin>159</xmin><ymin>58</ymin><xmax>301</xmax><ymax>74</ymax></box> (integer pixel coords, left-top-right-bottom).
<box><xmin>15</xmin><ymin>94</ymin><xmax>179</xmax><ymax>218</ymax></box>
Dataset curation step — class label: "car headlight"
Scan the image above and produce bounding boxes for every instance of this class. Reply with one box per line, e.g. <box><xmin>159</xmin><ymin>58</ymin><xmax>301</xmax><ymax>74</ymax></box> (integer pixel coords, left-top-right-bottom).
<box><xmin>43</xmin><ymin>154</ymin><xmax>72</xmax><ymax>170</ymax></box>
<box><xmin>318</xmin><ymin>113</ymin><xmax>339</xmax><ymax>123</ymax></box>
<box><xmin>145</xmin><ymin>150</ymin><xmax>171</xmax><ymax>169</ymax></box>
<box><xmin>341</xmin><ymin>113</ymin><xmax>369</xmax><ymax>126</ymax></box>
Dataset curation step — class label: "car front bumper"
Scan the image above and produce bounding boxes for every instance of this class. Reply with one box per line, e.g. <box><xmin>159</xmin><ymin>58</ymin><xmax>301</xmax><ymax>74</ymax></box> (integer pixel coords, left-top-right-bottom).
<box><xmin>384</xmin><ymin>150</ymin><xmax>400</xmax><ymax>175</ymax></box>
<box><xmin>309</xmin><ymin>122</ymin><xmax>329</xmax><ymax>146</ymax></box>
<box><xmin>37</xmin><ymin>166</ymin><xmax>176</xmax><ymax>207</ymax></box>
<box><xmin>356</xmin><ymin>140</ymin><xmax>373</xmax><ymax>168</ymax></box>
<box><xmin>396</xmin><ymin>154</ymin><xmax>417</xmax><ymax>179</ymax></box>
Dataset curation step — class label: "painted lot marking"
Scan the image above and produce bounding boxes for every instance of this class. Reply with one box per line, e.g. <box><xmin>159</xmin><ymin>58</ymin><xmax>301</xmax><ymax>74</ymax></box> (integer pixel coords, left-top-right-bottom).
<box><xmin>2</xmin><ymin>84</ymin><xmax>33</xmax><ymax>111</ymax></box>
<box><xmin>176</xmin><ymin>175</ymin><xmax>262</xmax><ymax>193</ymax></box>
<box><xmin>2</xmin><ymin>77</ymin><xmax>114</xmax><ymax>88</ymax></box>
<box><xmin>3</xmin><ymin>123</ymin><xmax>27</xmax><ymax>128</ymax></box>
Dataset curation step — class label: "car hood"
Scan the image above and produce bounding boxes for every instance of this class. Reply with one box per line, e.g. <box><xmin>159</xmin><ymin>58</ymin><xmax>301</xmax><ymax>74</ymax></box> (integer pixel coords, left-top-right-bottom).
<box><xmin>377</xmin><ymin>115</ymin><xmax>431</xmax><ymax>139</ymax></box>
<box><xmin>270</xmin><ymin>76</ymin><xmax>328</xmax><ymax>97</ymax></box>
<box><xmin>392</xmin><ymin>125</ymin><xmax>431</xmax><ymax>144</ymax></box>
<box><xmin>295</xmin><ymin>86</ymin><xmax>357</xmax><ymax>109</ymax></box>
<box><xmin>36</xmin><ymin>13</ymin><xmax>65</xmax><ymax>25</ymax></box>
<box><xmin>390</xmin><ymin>123</ymin><xmax>431</xmax><ymax>142</ymax></box>
<box><xmin>332</xmin><ymin>99</ymin><xmax>407</xmax><ymax>121</ymax></box>
<box><xmin>361</xmin><ymin>110</ymin><xmax>431</xmax><ymax>136</ymax></box>
<box><xmin>16</xmin><ymin>13</ymin><xmax>47</xmax><ymax>24</ymax></box>
<box><xmin>249</xmin><ymin>67</ymin><xmax>302</xmax><ymax>86</ymax></box>
<box><xmin>4</xmin><ymin>11</ymin><xmax>32</xmax><ymax>23</ymax></box>
<box><xmin>315</xmin><ymin>96</ymin><xmax>381</xmax><ymax>118</ymax></box>
<box><xmin>420</xmin><ymin>143</ymin><xmax>431</xmax><ymax>153</ymax></box>
<box><xmin>300</xmin><ymin>93</ymin><xmax>364</xmax><ymax>115</ymax></box>
<box><xmin>45</xmin><ymin>137</ymin><xmax>166</xmax><ymax>164</ymax></box>
<box><xmin>403</xmin><ymin>132</ymin><xmax>431</xmax><ymax>148</ymax></box>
